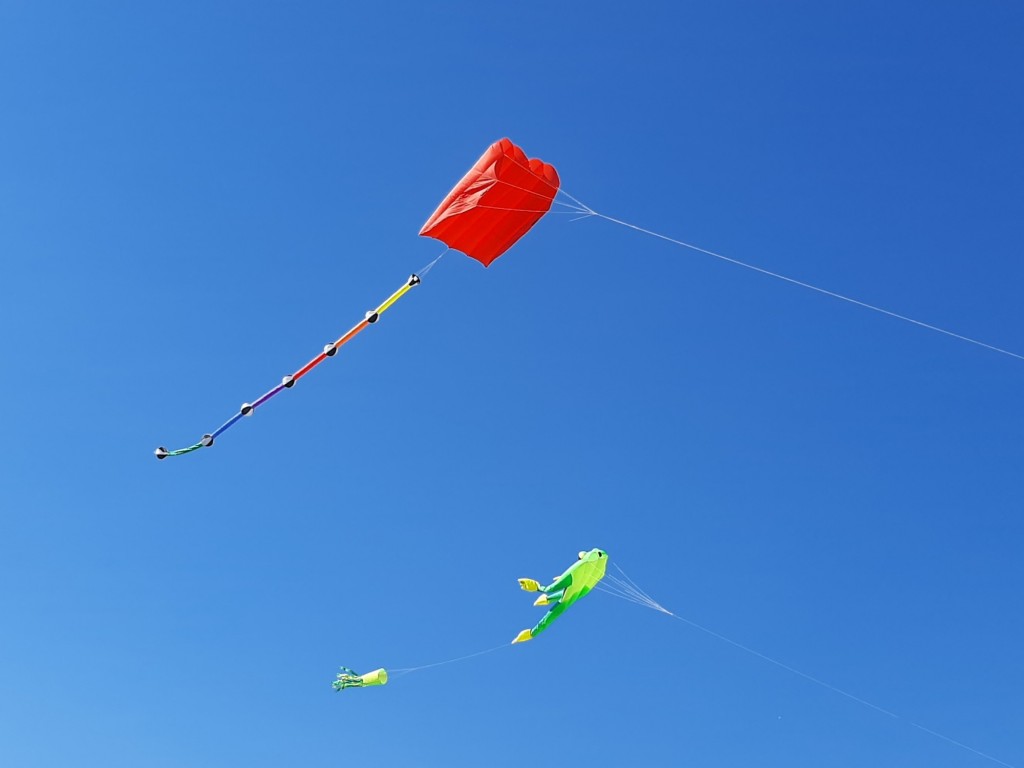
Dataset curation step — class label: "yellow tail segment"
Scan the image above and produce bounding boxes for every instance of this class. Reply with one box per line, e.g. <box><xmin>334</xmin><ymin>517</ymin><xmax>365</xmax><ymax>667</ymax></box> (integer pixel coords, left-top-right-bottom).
<box><xmin>375</xmin><ymin>277</ymin><xmax>418</xmax><ymax>316</ymax></box>
<box><xmin>359</xmin><ymin>668</ymin><xmax>388</xmax><ymax>687</ymax></box>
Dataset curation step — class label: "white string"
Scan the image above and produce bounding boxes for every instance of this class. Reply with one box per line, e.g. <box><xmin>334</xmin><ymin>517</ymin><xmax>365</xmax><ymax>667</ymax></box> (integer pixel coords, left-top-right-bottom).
<box><xmin>600</xmin><ymin>570</ymin><xmax>663</xmax><ymax>607</ymax></box>
<box><xmin>502</xmin><ymin>151</ymin><xmax>562</xmax><ymax>193</ymax></box>
<box><xmin>611</xmin><ymin>562</ymin><xmax>662</xmax><ymax>600</ymax></box>
<box><xmin>416</xmin><ymin>248</ymin><xmax>448</xmax><ymax>278</ymax></box>
<box><xmin>554</xmin><ymin>186</ymin><xmax>597</xmax><ymax>214</ymax></box>
<box><xmin>450</xmin><ymin>169</ymin><xmax>1021</xmax><ymax>362</ymax></box>
<box><xmin>479</xmin><ymin>173</ymin><xmax>564</xmax><ymax>202</ymax></box>
<box><xmin>554</xmin><ymin>198</ymin><xmax>591</xmax><ymax>211</ymax></box>
<box><xmin>389</xmin><ymin>642</ymin><xmax>509</xmax><ymax>677</ymax></box>
<box><xmin>549</xmin><ymin>169</ymin><xmax>1017</xmax><ymax>363</ymax></box>
<box><xmin>599</xmin><ymin>564</ymin><xmax>1017</xmax><ymax>768</ymax></box>
<box><xmin>574</xmin><ymin>203</ymin><xmax>1023</xmax><ymax>362</ymax></box>
<box><xmin>596</xmin><ymin>582</ymin><xmax>662</xmax><ymax>611</ymax></box>
<box><xmin>473</xmin><ymin>205</ymin><xmax>594</xmax><ymax>214</ymax></box>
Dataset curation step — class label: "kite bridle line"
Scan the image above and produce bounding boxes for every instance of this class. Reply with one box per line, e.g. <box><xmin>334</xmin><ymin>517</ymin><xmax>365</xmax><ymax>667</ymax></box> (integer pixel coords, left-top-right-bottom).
<box><xmin>154</xmin><ymin>249</ymin><xmax>448</xmax><ymax>459</ymax></box>
<box><xmin>597</xmin><ymin>564</ymin><xmax>1018</xmax><ymax>768</ymax></box>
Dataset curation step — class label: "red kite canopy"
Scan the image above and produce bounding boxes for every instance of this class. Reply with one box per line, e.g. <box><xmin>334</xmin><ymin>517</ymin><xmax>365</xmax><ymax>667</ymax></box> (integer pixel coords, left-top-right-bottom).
<box><xmin>419</xmin><ymin>138</ymin><xmax>560</xmax><ymax>267</ymax></box>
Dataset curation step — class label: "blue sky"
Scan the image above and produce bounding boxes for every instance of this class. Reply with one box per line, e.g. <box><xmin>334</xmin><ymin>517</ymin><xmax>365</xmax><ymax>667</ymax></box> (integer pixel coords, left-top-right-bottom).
<box><xmin>1</xmin><ymin>2</ymin><xmax>1021</xmax><ymax>766</ymax></box>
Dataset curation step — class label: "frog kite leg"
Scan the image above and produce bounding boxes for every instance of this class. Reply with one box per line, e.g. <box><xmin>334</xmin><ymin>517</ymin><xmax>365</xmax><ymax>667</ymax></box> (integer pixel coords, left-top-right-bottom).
<box><xmin>512</xmin><ymin>549</ymin><xmax>608</xmax><ymax>644</ymax></box>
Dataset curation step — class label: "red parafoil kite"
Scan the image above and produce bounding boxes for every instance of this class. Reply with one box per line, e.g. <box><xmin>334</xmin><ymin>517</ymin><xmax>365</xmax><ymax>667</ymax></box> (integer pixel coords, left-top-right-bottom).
<box><xmin>156</xmin><ymin>138</ymin><xmax>559</xmax><ymax>458</ymax></box>
<box><xmin>158</xmin><ymin>134</ymin><xmax>1017</xmax><ymax>461</ymax></box>
<box><xmin>420</xmin><ymin>138</ymin><xmax>560</xmax><ymax>267</ymax></box>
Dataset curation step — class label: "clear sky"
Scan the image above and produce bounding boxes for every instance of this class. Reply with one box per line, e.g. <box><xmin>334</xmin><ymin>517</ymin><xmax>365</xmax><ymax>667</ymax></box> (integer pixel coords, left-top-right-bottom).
<box><xmin>1</xmin><ymin>2</ymin><xmax>1021</xmax><ymax>766</ymax></box>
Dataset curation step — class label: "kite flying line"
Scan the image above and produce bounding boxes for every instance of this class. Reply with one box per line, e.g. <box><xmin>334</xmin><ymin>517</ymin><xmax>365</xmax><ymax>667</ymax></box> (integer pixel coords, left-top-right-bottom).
<box><xmin>331</xmin><ymin>643</ymin><xmax>512</xmax><ymax>691</ymax></box>
<box><xmin>489</xmin><ymin>145</ymin><xmax>1020</xmax><ymax>361</ymax></box>
<box><xmin>548</xmin><ymin>186</ymin><xmax>1023</xmax><ymax>362</ymax></box>
<box><xmin>388</xmin><ymin>643</ymin><xmax>511</xmax><ymax>679</ymax></box>
<box><xmin>597</xmin><ymin>564</ymin><xmax>1017</xmax><ymax>768</ymax></box>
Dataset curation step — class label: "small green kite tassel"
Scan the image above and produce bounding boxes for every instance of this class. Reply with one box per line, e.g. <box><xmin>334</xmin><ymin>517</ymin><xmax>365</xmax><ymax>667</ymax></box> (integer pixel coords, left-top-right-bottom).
<box><xmin>333</xmin><ymin>667</ymin><xmax>388</xmax><ymax>691</ymax></box>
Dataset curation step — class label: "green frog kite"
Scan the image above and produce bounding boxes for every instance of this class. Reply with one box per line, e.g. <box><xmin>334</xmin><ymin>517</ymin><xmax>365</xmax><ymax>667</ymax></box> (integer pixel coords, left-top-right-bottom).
<box><xmin>512</xmin><ymin>548</ymin><xmax>608</xmax><ymax>644</ymax></box>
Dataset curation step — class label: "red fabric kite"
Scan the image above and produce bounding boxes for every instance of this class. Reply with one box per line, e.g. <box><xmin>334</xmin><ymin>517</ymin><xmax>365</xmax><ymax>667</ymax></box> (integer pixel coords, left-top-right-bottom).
<box><xmin>419</xmin><ymin>138</ymin><xmax>560</xmax><ymax>267</ymax></box>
